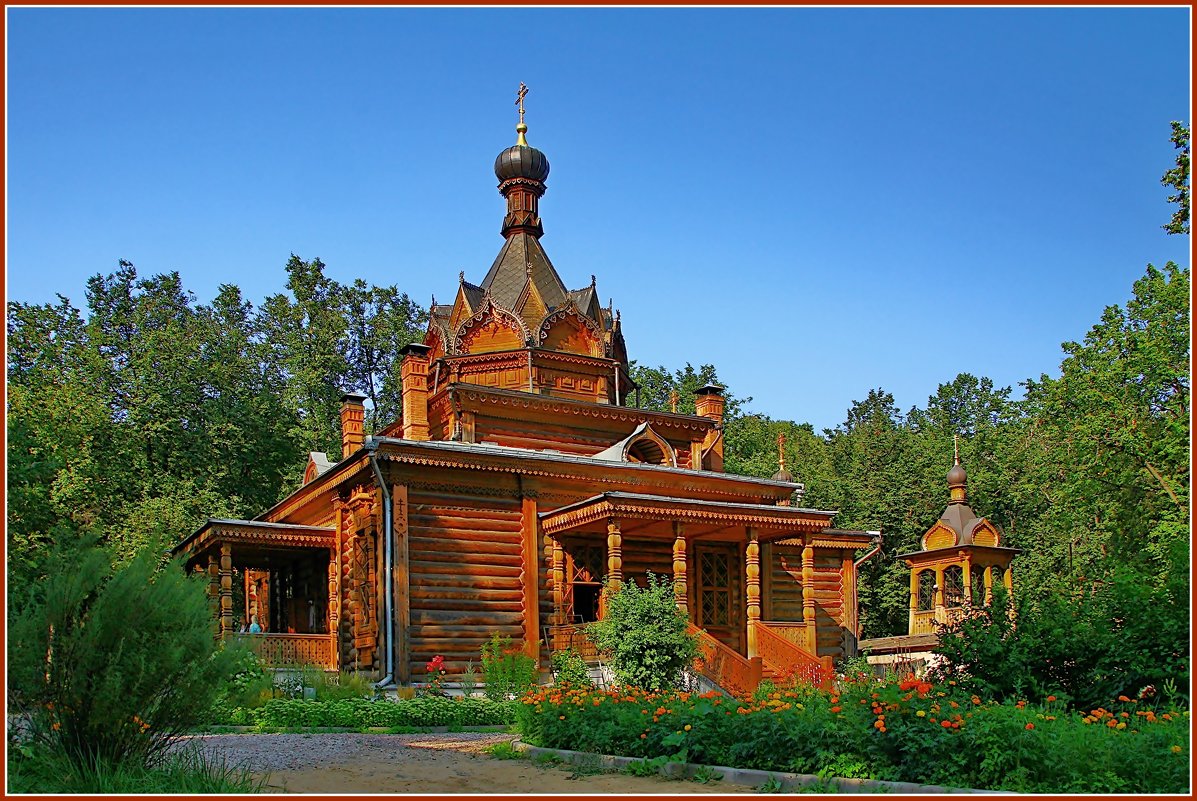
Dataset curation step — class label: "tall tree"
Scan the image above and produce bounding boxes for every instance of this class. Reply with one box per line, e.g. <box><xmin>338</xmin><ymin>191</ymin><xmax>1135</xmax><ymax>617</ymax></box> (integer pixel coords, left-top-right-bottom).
<box><xmin>1161</xmin><ymin>121</ymin><xmax>1190</xmax><ymax>235</ymax></box>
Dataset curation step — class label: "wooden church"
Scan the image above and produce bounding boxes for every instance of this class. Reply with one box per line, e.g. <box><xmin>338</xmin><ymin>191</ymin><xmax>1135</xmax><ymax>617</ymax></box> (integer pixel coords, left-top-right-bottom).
<box><xmin>174</xmin><ymin>91</ymin><xmax>884</xmax><ymax>694</ymax></box>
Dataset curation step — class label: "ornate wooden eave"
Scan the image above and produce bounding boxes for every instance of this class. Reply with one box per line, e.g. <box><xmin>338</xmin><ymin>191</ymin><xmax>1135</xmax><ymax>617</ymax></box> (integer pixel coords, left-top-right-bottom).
<box><xmin>775</xmin><ymin>529</ymin><xmax>880</xmax><ymax>550</ymax></box>
<box><xmin>538</xmin><ymin>491</ymin><xmax>836</xmax><ymax>539</ymax></box>
<box><xmin>173</xmin><ymin>518</ymin><xmax>336</xmax><ymax>564</ymax></box>
<box><xmin>896</xmin><ymin>543</ymin><xmax>1024</xmax><ymax>564</ymax></box>
<box><xmin>254</xmin><ymin>450</ymin><xmax>374</xmax><ymax>526</ymax></box>
<box><xmin>371</xmin><ymin>437</ymin><xmax>798</xmax><ymax>503</ymax></box>
<box><xmin>439</xmin><ymin>383</ymin><xmax>714</xmax><ymax>435</ymax></box>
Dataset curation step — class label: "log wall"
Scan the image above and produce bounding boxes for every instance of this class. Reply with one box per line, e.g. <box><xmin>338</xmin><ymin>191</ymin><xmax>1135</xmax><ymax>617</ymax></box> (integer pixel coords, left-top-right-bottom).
<box><xmin>405</xmin><ymin>488</ymin><xmax>525</xmax><ymax>677</ymax></box>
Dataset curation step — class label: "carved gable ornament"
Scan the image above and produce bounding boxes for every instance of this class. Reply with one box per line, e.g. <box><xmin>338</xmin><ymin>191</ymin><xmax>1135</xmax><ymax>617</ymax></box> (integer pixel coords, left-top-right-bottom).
<box><xmin>592</xmin><ymin>422</ymin><xmax>677</xmax><ymax>468</ymax></box>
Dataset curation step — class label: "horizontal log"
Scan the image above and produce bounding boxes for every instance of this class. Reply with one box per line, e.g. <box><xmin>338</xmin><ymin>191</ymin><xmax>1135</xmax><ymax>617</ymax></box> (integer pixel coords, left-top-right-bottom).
<box><xmin>410</xmin><ymin>610</ymin><xmax>524</xmax><ymax>626</ymax></box>
<box><xmin>411</xmin><ymin>508</ymin><xmax>521</xmax><ymax>523</ymax></box>
<box><xmin>410</xmin><ymin>561</ymin><xmax>521</xmax><ymax>578</ymax></box>
<box><xmin>409</xmin><ymin>598</ymin><xmax>524</xmax><ymax>613</ymax></box>
<box><xmin>410</xmin><ymin>536</ymin><xmax>521</xmax><ymax>556</ymax></box>
<box><xmin>414</xmin><ymin>624</ymin><xmax>525</xmax><ymax>638</ymax></box>
<box><xmin>407</xmin><ymin>575</ymin><xmax>519</xmax><ymax>591</ymax></box>
<box><xmin>411</xmin><ymin>584</ymin><xmax>524</xmax><ymax>596</ymax></box>
<box><xmin>409</xmin><ymin>552</ymin><xmax>523</xmax><ymax>568</ymax></box>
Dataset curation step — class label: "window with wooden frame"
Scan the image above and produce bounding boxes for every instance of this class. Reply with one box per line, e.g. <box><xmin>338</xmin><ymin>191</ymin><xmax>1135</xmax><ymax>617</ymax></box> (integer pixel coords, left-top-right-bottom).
<box><xmin>567</xmin><ymin>542</ymin><xmax>604</xmax><ymax>624</ymax></box>
<box><xmin>697</xmin><ymin>549</ymin><xmax>732</xmax><ymax>627</ymax></box>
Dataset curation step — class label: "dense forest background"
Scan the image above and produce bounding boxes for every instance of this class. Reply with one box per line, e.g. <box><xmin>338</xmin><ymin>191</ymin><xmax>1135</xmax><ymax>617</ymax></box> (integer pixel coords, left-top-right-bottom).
<box><xmin>7</xmin><ymin>126</ymin><xmax>1190</xmax><ymax>657</ymax></box>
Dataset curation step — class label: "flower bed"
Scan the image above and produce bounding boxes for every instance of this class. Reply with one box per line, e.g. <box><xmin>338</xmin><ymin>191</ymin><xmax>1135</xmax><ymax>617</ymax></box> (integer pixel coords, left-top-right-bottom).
<box><xmin>514</xmin><ymin>678</ymin><xmax>1189</xmax><ymax>793</ymax></box>
<box><xmin>211</xmin><ymin>696</ymin><xmax>516</xmax><ymax>729</ymax></box>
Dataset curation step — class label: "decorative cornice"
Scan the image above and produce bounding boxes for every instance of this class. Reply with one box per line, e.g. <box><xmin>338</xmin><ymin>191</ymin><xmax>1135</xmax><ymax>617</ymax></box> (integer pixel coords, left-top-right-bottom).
<box><xmin>538</xmin><ymin>493</ymin><xmax>835</xmax><ymax>537</ymax></box>
<box><xmin>175</xmin><ymin>520</ymin><xmax>336</xmax><ymax>561</ymax></box>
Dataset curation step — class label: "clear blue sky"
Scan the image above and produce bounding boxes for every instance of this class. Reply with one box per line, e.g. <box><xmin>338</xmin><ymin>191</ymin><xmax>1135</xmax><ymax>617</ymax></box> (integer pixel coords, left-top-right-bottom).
<box><xmin>7</xmin><ymin>8</ymin><xmax>1191</xmax><ymax>432</ymax></box>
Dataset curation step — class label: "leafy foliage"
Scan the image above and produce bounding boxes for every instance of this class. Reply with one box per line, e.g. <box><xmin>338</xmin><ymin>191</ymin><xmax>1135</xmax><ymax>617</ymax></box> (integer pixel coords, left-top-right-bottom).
<box><xmin>516</xmin><ymin>680</ymin><xmax>1189</xmax><ymax>793</ymax></box>
<box><xmin>551</xmin><ymin>648</ymin><xmax>594</xmax><ymax>688</ymax></box>
<box><xmin>1161</xmin><ymin>121</ymin><xmax>1190</xmax><ymax>234</ymax></box>
<box><xmin>480</xmin><ymin>634</ymin><xmax>538</xmax><ymax>701</ymax></box>
<box><xmin>209</xmin><ymin>695</ymin><xmax>516</xmax><ymax>728</ymax></box>
<box><xmin>7</xmin><ymin>538</ymin><xmax>238</xmax><ymax>769</ymax></box>
<box><xmin>586</xmin><ymin>573</ymin><xmax>700</xmax><ymax>692</ymax></box>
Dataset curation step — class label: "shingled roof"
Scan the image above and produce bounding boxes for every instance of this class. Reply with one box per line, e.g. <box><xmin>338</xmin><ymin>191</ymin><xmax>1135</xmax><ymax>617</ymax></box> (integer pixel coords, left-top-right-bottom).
<box><xmin>480</xmin><ymin>232</ymin><xmax>568</xmax><ymax>311</ymax></box>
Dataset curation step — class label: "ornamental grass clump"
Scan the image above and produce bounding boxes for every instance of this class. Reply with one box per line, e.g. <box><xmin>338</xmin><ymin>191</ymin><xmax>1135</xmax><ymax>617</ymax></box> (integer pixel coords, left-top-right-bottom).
<box><xmin>585</xmin><ymin>573</ymin><xmax>700</xmax><ymax>692</ymax></box>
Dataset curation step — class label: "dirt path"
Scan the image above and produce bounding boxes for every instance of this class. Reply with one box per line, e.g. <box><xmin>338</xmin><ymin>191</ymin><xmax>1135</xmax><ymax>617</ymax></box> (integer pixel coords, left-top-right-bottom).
<box><xmin>184</xmin><ymin>732</ymin><xmax>755</xmax><ymax>794</ymax></box>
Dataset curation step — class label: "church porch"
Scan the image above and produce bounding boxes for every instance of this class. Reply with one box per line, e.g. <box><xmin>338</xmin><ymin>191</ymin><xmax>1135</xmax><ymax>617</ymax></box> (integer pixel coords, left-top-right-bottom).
<box><xmin>538</xmin><ymin>492</ymin><xmax>870</xmax><ymax>693</ymax></box>
<box><xmin>175</xmin><ymin>519</ymin><xmax>340</xmax><ymax>670</ymax></box>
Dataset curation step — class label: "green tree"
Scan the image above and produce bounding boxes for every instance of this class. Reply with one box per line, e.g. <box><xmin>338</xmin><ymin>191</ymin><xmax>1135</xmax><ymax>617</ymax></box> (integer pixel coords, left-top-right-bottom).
<box><xmin>1161</xmin><ymin>121</ymin><xmax>1190</xmax><ymax>235</ymax></box>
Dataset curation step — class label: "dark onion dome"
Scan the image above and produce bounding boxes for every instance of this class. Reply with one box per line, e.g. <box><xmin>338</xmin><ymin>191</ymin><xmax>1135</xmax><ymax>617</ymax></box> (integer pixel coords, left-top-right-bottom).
<box><xmin>771</xmin><ymin>466</ymin><xmax>795</xmax><ymax>483</ymax></box>
<box><xmin>494</xmin><ymin>123</ymin><xmax>550</xmax><ymax>182</ymax></box>
<box><xmin>947</xmin><ymin>461</ymin><xmax>967</xmax><ymax>487</ymax></box>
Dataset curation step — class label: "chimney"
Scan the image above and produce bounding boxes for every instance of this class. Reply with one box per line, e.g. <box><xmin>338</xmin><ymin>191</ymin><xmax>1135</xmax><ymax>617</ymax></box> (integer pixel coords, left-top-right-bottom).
<box><xmin>400</xmin><ymin>343</ymin><xmax>433</xmax><ymax>441</ymax></box>
<box><xmin>339</xmin><ymin>392</ymin><xmax>368</xmax><ymax>458</ymax></box>
<box><xmin>694</xmin><ymin>384</ymin><xmax>725</xmax><ymax>471</ymax></box>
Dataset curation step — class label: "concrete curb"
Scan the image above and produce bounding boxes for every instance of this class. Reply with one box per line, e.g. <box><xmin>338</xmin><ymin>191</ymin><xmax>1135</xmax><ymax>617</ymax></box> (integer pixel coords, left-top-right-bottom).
<box><xmin>201</xmin><ymin>724</ymin><xmax>512</xmax><ymax>734</ymax></box>
<box><xmin>512</xmin><ymin>741</ymin><xmax>1004</xmax><ymax>794</ymax></box>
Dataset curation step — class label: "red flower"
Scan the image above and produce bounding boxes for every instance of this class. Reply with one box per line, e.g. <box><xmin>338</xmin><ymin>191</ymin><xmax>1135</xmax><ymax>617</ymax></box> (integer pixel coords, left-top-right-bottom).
<box><xmin>1025</xmin><ymin>723</ymin><xmax>1035</xmax><ymax>731</ymax></box>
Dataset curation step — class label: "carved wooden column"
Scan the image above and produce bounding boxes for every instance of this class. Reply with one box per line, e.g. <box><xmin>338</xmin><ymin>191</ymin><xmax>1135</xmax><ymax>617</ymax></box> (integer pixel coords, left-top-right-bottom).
<box><xmin>219</xmin><ymin>543</ymin><xmax>233</xmax><ymax>637</ymax></box>
<box><xmin>1003</xmin><ymin>564</ymin><xmax>1015</xmax><ymax>621</ymax></box>
<box><xmin>328</xmin><ymin>552</ymin><xmax>338</xmax><ymax>638</ymax></box>
<box><xmin>672</xmin><ymin>523</ymin><xmax>688</xmax><ymax>616</ymax></box>
<box><xmin>551</xmin><ymin>536</ymin><xmax>565</xmax><ymax>652</ymax></box>
<box><xmin>207</xmin><ymin>553</ymin><xmax>220</xmax><ymax>636</ymax></box>
<box><xmin>801</xmin><ymin>542</ymin><xmax>816</xmax><ymax>652</ymax></box>
<box><xmin>983</xmin><ymin>565</ymin><xmax>993</xmax><ymax>606</ymax></box>
<box><xmin>606</xmin><ymin>519</ymin><xmax>622</xmax><ymax>590</ymax></box>
<box><xmin>745</xmin><ymin>529</ymin><xmax>761</xmax><ymax>660</ymax></box>
<box><xmin>933</xmin><ymin>566</ymin><xmax>945</xmax><ymax>624</ymax></box>
<box><xmin>520</xmin><ymin>493</ymin><xmax>540</xmax><ymax>664</ymax></box>
<box><xmin>961</xmin><ymin>554</ymin><xmax>972</xmax><ymax>610</ymax></box>
<box><xmin>908</xmin><ymin>566</ymin><xmax>919</xmax><ymax>635</ymax></box>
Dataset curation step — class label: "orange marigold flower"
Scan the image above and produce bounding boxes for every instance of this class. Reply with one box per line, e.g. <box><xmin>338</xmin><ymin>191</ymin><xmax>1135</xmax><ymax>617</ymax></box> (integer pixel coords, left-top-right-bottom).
<box><xmin>641</xmin><ymin>733</ymin><xmax>647</xmax><ymax>739</ymax></box>
<box><xmin>831</xmin><ymin>706</ymin><xmax>842</xmax><ymax>713</ymax></box>
<box><xmin>941</xmin><ymin>719</ymin><xmax>953</xmax><ymax>729</ymax></box>
<box><xmin>949</xmin><ymin>701</ymin><xmax>959</xmax><ymax>709</ymax></box>
<box><xmin>684</xmin><ymin>724</ymin><xmax>692</xmax><ymax>731</ymax></box>
<box><xmin>559</xmin><ymin>715</ymin><xmax>565</xmax><ymax>720</ymax></box>
<box><xmin>1118</xmin><ymin>695</ymin><xmax>1131</xmax><ymax>703</ymax></box>
<box><xmin>1025</xmin><ymin>723</ymin><xmax>1034</xmax><ymax>730</ymax></box>
<box><xmin>1171</xmin><ymin>746</ymin><xmax>1182</xmax><ymax>753</ymax></box>
<box><xmin>1046</xmin><ymin>695</ymin><xmax>1057</xmax><ymax>702</ymax></box>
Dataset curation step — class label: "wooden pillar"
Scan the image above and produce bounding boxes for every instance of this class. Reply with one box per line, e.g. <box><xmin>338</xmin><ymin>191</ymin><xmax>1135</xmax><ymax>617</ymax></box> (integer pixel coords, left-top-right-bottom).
<box><xmin>606</xmin><ymin>519</ymin><xmax>622</xmax><ymax>589</ymax></box>
<box><xmin>672</xmin><ymin>523</ymin><xmax>688</xmax><ymax>615</ymax></box>
<box><xmin>802</xmin><ymin>542</ymin><xmax>816</xmax><ymax>652</ymax></box>
<box><xmin>219</xmin><ymin>543</ymin><xmax>233</xmax><ymax>638</ymax></box>
<box><xmin>1003</xmin><ymin>563</ymin><xmax>1013</xmax><ymax>592</ymax></box>
<box><xmin>207</xmin><ymin>553</ymin><xmax>220</xmax><ymax>635</ymax></box>
<box><xmin>933</xmin><ymin>566</ymin><xmax>945</xmax><ymax>623</ymax></box>
<box><xmin>327</xmin><ymin>553</ymin><xmax>338</xmax><ymax>638</ymax></box>
<box><xmin>983</xmin><ymin>565</ymin><xmax>993</xmax><ymax>605</ymax></box>
<box><xmin>551</xmin><ymin>536</ymin><xmax>565</xmax><ymax>629</ymax></box>
<box><xmin>520</xmin><ymin>494</ymin><xmax>541</xmax><ymax>664</ymax></box>
<box><xmin>393</xmin><ymin>484</ymin><xmax>411</xmax><ymax>685</ymax></box>
<box><xmin>745</xmin><ymin>529</ymin><xmax>761</xmax><ymax>659</ymax></box>
<box><xmin>908</xmin><ymin>567</ymin><xmax>919</xmax><ymax>635</ymax></box>
<box><xmin>961</xmin><ymin>554</ymin><xmax>972</xmax><ymax>610</ymax></box>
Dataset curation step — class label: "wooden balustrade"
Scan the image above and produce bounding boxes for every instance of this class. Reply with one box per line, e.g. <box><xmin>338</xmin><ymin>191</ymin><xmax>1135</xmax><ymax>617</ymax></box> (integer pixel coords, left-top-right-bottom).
<box><xmin>547</xmin><ymin>624</ymin><xmax>602</xmax><ymax>661</ymax></box>
<box><xmin>688</xmin><ymin>624</ymin><xmax>758</xmax><ymax>697</ymax></box>
<box><xmin>911</xmin><ymin>610</ymin><xmax>937</xmax><ymax>635</ymax></box>
<box><xmin>761</xmin><ymin>621</ymin><xmax>810</xmax><ymax>651</ymax></box>
<box><xmin>229</xmin><ymin>633</ymin><xmax>337</xmax><ymax>670</ymax></box>
<box><xmin>753</xmin><ymin>621</ymin><xmax>834</xmax><ymax>690</ymax></box>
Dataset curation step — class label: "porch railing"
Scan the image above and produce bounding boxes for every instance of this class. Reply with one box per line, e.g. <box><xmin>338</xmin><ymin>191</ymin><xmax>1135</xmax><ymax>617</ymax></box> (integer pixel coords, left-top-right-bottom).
<box><xmin>688</xmin><ymin>624</ymin><xmax>759</xmax><ymax>697</ymax></box>
<box><xmin>547</xmin><ymin>624</ymin><xmax>602</xmax><ymax>661</ymax></box>
<box><xmin>760</xmin><ymin>621</ymin><xmax>811</xmax><ymax>651</ymax></box>
<box><xmin>911</xmin><ymin>610</ymin><xmax>937</xmax><ymax>635</ymax></box>
<box><xmin>754</xmin><ymin>621</ymin><xmax>834</xmax><ymax>690</ymax></box>
<box><xmin>228</xmin><ymin>633</ymin><xmax>337</xmax><ymax>670</ymax></box>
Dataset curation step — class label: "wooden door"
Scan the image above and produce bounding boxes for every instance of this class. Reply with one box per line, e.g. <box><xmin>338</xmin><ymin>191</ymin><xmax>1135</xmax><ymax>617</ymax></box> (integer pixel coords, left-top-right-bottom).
<box><xmin>695</xmin><ymin>543</ymin><xmax>741</xmax><ymax>654</ymax></box>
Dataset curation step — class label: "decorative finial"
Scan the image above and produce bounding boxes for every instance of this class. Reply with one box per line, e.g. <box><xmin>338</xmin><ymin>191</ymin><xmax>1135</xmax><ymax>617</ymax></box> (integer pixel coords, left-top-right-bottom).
<box><xmin>459</xmin><ymin>270</ymin><xmax>465</xmax><ymax>284</ymax></box>
<box><xmin>515</xmin><ymin>82</ymin><xmax>529</xmax><ymax>145</ymax></box>
<box><xmin>590</xmin><ymin>274</ymin><xmax>596</xmax><ymax>288</ymax></box>
<box><xmin>526</xmin><ymin>261</ymin><xmax>534</xmax><ymax>278</ymax></box>
<box><xmin>777</xmin><ymin>432</ymin><xmax>787</xmax><ymax>470</ymax></box>
<box><xmin>431</xmin><ymin>293</ymin><xmax>437</xmax><ymax>307</ymax></box>
<box><xmin>953</xmin><ymin>434</ymin><xmax>960</xmax><ymax>466</ymax></box>
<box><xmin>669</xmin><ymin>389</ymin><xmax>679</xmax><ymax>413</ymax></box>
<box><xmin>615</xmin><ymin>309</ymin><xmax>621</xmax><ymax>323</ymax></box>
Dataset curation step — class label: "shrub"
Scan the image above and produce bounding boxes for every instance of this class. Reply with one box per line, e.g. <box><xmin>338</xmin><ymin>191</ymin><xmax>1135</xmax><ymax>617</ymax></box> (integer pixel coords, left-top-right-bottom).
<box><xmin>551</xmin><ymin>648</ymin><xmax>593</xmax><ymax>688</ymax></box>
<box><xmin>480</xmin><ymin>634</ymin><xmax>538</xmax><ymax>701</ymax></box>
<box><xmin>585</xmin><ymin>573</ymin><xmax>699</xmax><ymax>692</ymax></box>
<box><xmin>209</xmin><ymin>696</ymin><xmax>517</xmax><ymax>729</ymax></box>
<box><xmin>7</xmin><ymin>540</ymin><xmax>238</xmax><ymax>769</ymax></box>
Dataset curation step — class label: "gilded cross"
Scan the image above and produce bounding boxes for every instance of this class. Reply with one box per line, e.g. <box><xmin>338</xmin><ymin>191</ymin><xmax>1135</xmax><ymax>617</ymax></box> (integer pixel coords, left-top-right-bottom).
<box><xmin>669</xmin><ymin>390</ymin><xmax>679</xmax><ymax>414</ymax></box>
<box><xmin>516</xmin><ymin>82</ymin><xmax>528</xmax><ymax>124</ymax></box>
<box><xmin>777</xmin><ymin>432</ymin><xmax>787</xmax><ymax>470</ymax></box>
<box><xmin>953</xmin><ymin>434</ymin><xmax>960</xmax><ymax>465</ymax></box>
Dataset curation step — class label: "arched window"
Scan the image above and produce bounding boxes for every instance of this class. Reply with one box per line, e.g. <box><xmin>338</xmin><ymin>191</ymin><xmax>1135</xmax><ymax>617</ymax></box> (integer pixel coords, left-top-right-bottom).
<box><xmin>971</xmin><ymin>566</ymin><xmax>986</xmax><ymax>606</ymax></box>
<box><xmin>943</xmin><ymin>565</ymin><xmax>964</xmax><ymax>608</ymax></box>
<box><xmin>917</xmin><ymin>570</ymin><xmax>936</xmax><ymax>611</ymax></box>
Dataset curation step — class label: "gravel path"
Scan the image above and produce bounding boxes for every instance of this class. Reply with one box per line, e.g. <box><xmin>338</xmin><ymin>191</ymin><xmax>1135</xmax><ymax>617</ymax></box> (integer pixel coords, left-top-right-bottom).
<box><xmin>176</xmin><ymin>732</ymin><xmax>752</xmax><ymax>794</ymax></box>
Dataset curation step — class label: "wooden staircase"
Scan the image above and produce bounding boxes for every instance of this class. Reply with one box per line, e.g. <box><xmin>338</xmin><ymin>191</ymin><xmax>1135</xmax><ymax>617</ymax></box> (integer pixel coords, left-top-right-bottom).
<box><xmin>687</xmin><ymin>623</ymin><xmax>835</xmax><ymax>696</ymax></box>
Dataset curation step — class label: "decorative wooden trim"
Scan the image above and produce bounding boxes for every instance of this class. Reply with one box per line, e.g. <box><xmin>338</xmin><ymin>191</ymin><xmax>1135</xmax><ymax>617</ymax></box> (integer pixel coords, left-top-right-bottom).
<box><xmin>453</xmin><ymin>300</ymin><xmax>532</xmax><ymax>354</ymax></box>
<box><xmin>521</xmin><ymin>495</ymin><xmax>541</xmax><ymax>663</ymax></box>
<box><xmin>539</xmin><ymin>495</ymin><xmax>833</xmax><ymax>537</ymax></box>
<box><xmin>393</xmin><ymin>483</ymin><xmax>411</xmax><ymax>685</ymax></box>
<box><xmin>177</xmin><ymin>521</ymin><xmax>337</xmax><ymax>562</ymax></box>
